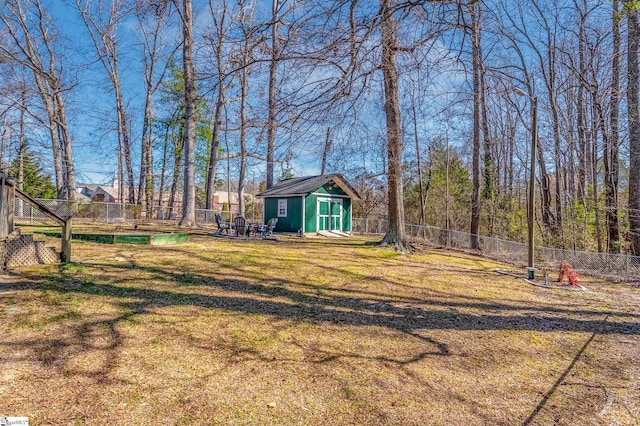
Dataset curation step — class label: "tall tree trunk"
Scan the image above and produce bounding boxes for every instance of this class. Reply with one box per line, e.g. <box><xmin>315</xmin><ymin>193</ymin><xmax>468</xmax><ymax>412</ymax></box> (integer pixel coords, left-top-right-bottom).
<box><xmin>206</xmin><ymin>94</ymin><xmax>223</xmax><ymax>210</ymax></box>
<box><xmin>537</xmin><ymin>0</ymin><xmax>563</xmax><ymax>240</ymax></box>
<box><xmin>0</xmin><ymin>1</ymin><xmax>68</xmax><ymax>198</ymax></box>
<box><xmin>411</xmin><ymin>100</ymin><xmax>425</xmax><ymax>228</ymax></box>
<box><xmin>17</xmin><ymin>88</ymin><xmax>26</xmax><ymax>217</ymax></box>
<box><xmin>76</xmin><ymin>0</ymin><xmax>133</xmax><ymax>203</ymax></box>
<box><xmin>479</xmin><ymin>14</ymin><xmax>494</xmax><ymax>237</ymax></box>
<box><xmin>537</xmin><ymin>136</ymin><xmax>553</xmax><ymax>240</ymax></box>
<box><xmin>135</xmin><ymin>5</ymin><xmax>169</xmax><ymax>209</ymax></box>
<box><xmin>138</xmin><ymin>77</ymin><xmax>154</xmax><ymax>207</ymax></box>
<box><xmin>170</xmin><ymin>127</ymin><xmax>184</xmax><ymax>216</ymax></box>
<box><xmin>118</xmin><ymin>140</ymin><xmax>124</xmax><ymax>204</ymax></box>
<box><xmin>144</xmin><ymin>102</ymin><xmax>154</xmax><ymax>208</ymax></box>
<box><xmin>114</xmin><ymin>82</ymin><xmax>135</xmax><ymax>204</ymax></box>
<box><xmin>34</xmin><ymin>76</ymin><xmax>64</xmax><ymax>199</ymax></box>
<box><xmin>576</xmin><ymin>27</ymin><xmax>587</xmax><ymax>203</ymax></box>
<box><xmin>606</xmin><ymin>0</ymin><xmax>621</xmax><ymax>253</ymax></box>
<box><xmin>179</xmin><ymin>0</ymin><xmax>197</xmax><ymax>227</ymax></box>
<box><xmin>507</xmin><ymin>113</ymin><xmax>515</xmax><ymax>200</ymax></box>
<box><xmin>548</xmin><ymin>53</ymin><xmax>563</xmax><ymax>241</ymax></box>
<box><xmin>379</xmin><ymin>0</ymin><xmax>407</xmax><ymax>247</ymax></box>
<box><xmin>53</xmin><ymin>89</ymin><xmax>76</xmax><ymax>201</ymax></box>
<box><xmin>470</xmin><ymin>1</ymin><xmax>481</xmax><ymax>249</ymax></box>
<box><xmin>321</xmin><ymin>127</ymin><xmax>332</xmax><ymax>175</ymax></box>
<box><xmin>566</xmin><ymin>87</ymin><xmax>577</xmax><ymax>202</ymax></box>
<box><xmin>236</xmin><ymin>3</ymin><xmax>255</xmax><ymax>217</ymax></box>
<box><xmin>266</xmin><ymin>0</ymin><xmax>280</xmax><ymax>189</ymax></box>
<box><xmin>628</xmin><ymin>3</ymin><xmax>640</xmax><ymax>255</ymax></box>
<box><xmin>205</xmin><ymin>1</ymin><xmax>231</xmax><ymax>210</ymax></box>
<box><xmin>237</xmin><ymin>61</ymin><xmax>248</xmax><ymax>217</ymax></box>
<box><xmin>591</xmin><ymin>102</ymin><xmax>603</xmax><ymax>252</ymax></box>
<box><xmin>0</xmin><ymin>125</ymin><xmax>6</xmax><ymax>169</ymax></box>
<box><xmin>157</xmin><ymin>125</ymin><xmax>171</xmax><ymax>208</ymax></box>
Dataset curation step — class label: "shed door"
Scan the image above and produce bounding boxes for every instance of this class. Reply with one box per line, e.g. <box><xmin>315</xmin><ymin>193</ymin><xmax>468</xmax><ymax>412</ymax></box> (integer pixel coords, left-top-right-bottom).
<box><xmin>317</xmin><ymin>199</ymin><xmax>342</xmax><ymax>232</ymax></box>
<box><xmin>330</xmin><ymin>201</ymin><xmax>342</xmax><ymax>231</ymax></box>
<box><xmin>318</xmin><ymin>200</ymin><xmax>329</xmax><ymax>231</ymax></box>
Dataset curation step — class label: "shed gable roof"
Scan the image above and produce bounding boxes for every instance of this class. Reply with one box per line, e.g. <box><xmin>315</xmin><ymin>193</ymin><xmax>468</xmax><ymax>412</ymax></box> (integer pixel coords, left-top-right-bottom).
<box><xmin>256</xmin><ymin>174</ymin><xmax>360</xmax><ymax>199</ymax></box>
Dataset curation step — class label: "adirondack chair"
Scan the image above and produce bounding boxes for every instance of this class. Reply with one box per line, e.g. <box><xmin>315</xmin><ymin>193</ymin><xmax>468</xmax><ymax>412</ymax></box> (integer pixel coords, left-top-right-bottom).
<box><xmin>233</xmin><ymin>215</ymin><xmax>247</xmax><ymax>237</ymax></box>
<box><xmin>215</xmin><ymin>213</ymin><xmax>231</xmax><ymax>235</ymax></box>
<box><xmin>259</xmin><ymin>217</ymin><xmax>278</xmax><ymax>238</ymax></box>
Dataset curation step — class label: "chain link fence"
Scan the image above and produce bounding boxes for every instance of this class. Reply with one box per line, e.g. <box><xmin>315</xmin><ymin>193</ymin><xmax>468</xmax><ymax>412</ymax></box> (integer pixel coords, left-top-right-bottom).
<box><xmin>13</xmin><ymin>199</ymin><xmax>639</xmax><ymax>280</ymax></box>
<box><xmin>353</xmin><ymin>218</ymin><xmax>640</xmax><ymax>281</ymax></box>
<box><xmin>14</xmin><ymin>199</ymin><xmax>241</xmax><ymax>227</ymax></box>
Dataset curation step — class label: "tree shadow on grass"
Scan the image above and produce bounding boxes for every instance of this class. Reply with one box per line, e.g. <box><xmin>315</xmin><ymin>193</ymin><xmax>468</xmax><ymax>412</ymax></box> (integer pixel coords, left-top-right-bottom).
<box><xmin>84</xmin><ymin>250</ymin><xmax>640</xmax><ymax>323</ymax></box>
<box><xmin>9</xmin><ymin>261</ymin><xmax>640</xmax><ymax>338</ymax></box>
<box><xmin>134</xmin><ymin>245</ymin><xmax>638</xmax><ymax>324</ymax></box>
<box><xmin>3</xmin><ymin>261</ymin><xmax>639</xmax><ymax>423</ymax></box>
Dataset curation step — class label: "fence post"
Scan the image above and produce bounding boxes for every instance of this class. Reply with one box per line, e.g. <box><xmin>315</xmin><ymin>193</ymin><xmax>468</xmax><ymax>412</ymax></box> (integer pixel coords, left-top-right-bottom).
<box><xmin>106</xmin><ymin>203</ymin><xmax>110</xmax><ymax>224</ymax></box>
<box><xmin>365</xmin><ymin>218</ymin><xmax>369</xmax><ymax>234</ymax></box>
<box><xmin>627</xmin><ymin>255</ymin><xmax>630</xmax><ymax>278</ymax></box>
<box><xmin>61</xmin><ymin>218</ymin><xmax>72</xmax><ymax>263</ymax></box>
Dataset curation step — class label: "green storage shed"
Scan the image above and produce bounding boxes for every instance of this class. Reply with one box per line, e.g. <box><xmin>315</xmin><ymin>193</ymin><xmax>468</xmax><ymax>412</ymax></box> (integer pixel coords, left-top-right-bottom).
<box><xmin>256</xmin><ymin>174</ymin><xmax>360</xmax><ymax>235</ymax></box>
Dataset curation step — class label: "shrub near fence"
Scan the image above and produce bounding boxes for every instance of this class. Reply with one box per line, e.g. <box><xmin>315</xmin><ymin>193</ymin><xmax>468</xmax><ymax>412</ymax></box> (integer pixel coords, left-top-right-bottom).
<box><xmin>353</xmin><ymin>218</ymin><xmax>640</xmax><ymax>281</ymax></box>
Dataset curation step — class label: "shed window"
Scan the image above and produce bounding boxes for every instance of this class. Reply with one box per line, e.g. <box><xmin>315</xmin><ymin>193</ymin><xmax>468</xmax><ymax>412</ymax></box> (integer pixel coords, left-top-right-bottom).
<box><xmin>277</xmin><ymin>199</ymin><xmax>287</xmax><ymax>217</ymax></box>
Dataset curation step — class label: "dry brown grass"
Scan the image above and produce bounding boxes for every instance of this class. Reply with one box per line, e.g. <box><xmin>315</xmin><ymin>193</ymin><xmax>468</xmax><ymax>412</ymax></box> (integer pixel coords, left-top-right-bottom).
<box><xmin>1</xmin><ymin>229</ymin><xmax>639</xmax><ymax>425</ymax></box>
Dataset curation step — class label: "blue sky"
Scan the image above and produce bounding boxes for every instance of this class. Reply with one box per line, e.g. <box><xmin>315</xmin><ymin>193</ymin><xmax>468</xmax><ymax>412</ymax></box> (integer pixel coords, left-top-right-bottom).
<box><xmin>48</xmin><ymin>1</ymin><xmax>155</xmax><ymax>184</ymax></box>
<box><xmin>41</xmin><ymin>0</ymin><xmax>318</xmax><ymax>185</ymax></box>
<box><xmin>4</xmin><ymin>0</ymin><xmax>472</xmax><ymax>188</ymax></box>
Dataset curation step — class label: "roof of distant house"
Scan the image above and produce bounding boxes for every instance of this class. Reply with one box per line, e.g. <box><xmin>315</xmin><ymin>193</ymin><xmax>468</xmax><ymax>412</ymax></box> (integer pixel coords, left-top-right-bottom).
<box><xmin>91</xmin><ymin>185</ymin><xmax>119</xmax><ymax>199</ymax></box>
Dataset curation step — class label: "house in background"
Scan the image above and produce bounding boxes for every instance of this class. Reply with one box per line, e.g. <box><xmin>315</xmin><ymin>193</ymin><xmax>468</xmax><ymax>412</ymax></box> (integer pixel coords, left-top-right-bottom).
<box><xmin>76</xmin><ymin>183</ymin><xmax>100</xmax><ymax>199</ymax></box>
<box><xmin>76</xmin><ymin>180</ymin><xmax>119</xmax><ymax>203</ymax></box>
<box><xmin>76</xmin><ymin>179</ymin><xmax>241</xmax><ymax>214</ymax></box>
<box><xmin>90</xmin><ymin>186</ymin><xmax>119</xmax><ymax>203</ymax></box>
<box><xmin>212</xmin><ymin>191</ymin><xmax>239</xmax><ymax>212</ymax></box>
<box><xmin>256</xmin><ymin>174</ymin><xmax>360</xmax><ymax>235</ymax></box>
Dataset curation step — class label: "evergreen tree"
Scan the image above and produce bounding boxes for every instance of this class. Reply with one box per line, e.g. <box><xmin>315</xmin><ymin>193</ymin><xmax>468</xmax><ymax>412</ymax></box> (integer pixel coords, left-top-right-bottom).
<box><xmin>9</xmin><ymin>151</ymin><xmax>57</xmax><ymax>199</ymax></box>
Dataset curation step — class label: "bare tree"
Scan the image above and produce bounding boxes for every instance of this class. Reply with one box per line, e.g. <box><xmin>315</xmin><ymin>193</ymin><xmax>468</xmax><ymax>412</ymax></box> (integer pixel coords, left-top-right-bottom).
<box><xmin>499</xmin><ymin>0</ymin><xmax>556</xmax><ymax>240</ymax></box>
<box><xmin>469</xmin><ymin>0</ymin><xmax>481</xmax><ymax>249</ymax></box>
<box><xmin>536</xmin><ymin>0</ymin><xmax>563</xmax><ymax>237</ymax></box>
<box><xmin>605</xmin><ymin>0</ymin><xmax>621</xmax><ymax>253</ymax></box>
<box><xmin>628</xmin><ymin>1</ymin><xmax>640</xmax><ymax>254</ymax></box>
<box><xmin>0</xmin><ymin>0</ymin><xmax>76</xmax><ymax>200</ymax></box>
<box><xmin>203</xmin><ymin>0</ymin><xmax>237</xmax><ymax>210</ymax></box>
<box><xmin>173</xmin><ymin>0</ymin><xmax>196</xmax><ymax>227</ymax></box>
<box><xmin>265</xmin><ymin>0</ymin><xmax>283</xmax><ymax>189</ymax></box>
<box><xmin>320</xmin><ymin>127</ymin><xmax>332</xmax><ymax>175</ymax></box>
<box><xmin>16</xmin><ymin>85</ymin><xmax>26</xmax><ymax>195</ymax></box>
<box><xmin>235</xmin><ymin>1</ymin><xmax>254</xmax><ymax>217</ymax></box>
<box><xmin>135</xmin><ymin>0</ymin><xmax>175</xmax><ymax>208</ymax></box>
<box><xmin>379</xmin><ymin>0</ymin><xmax>407</xmax><ymax>247</ymax></box>
<box><xmin>76</xmin><ymin>0</ymin><xmax>135</xmax><ymax>203</ymax></box>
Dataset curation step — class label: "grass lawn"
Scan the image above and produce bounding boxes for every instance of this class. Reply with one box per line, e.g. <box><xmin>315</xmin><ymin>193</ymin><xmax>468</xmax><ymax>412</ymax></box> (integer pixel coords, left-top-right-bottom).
<box><xmin>1</xmin><ymin>231</ymin><xmax>639</xmax><ymax>425</ymax></box>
